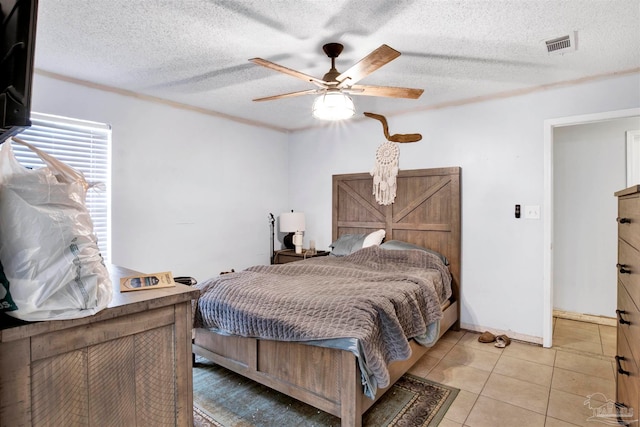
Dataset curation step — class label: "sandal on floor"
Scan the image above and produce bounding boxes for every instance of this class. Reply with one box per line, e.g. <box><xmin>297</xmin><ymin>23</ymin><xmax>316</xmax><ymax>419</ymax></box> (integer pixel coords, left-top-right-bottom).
<box><xmin>495</xmin><ymin>335</ymin><xmax>511</xmax><ymax>348</ymax></box>
<box><xmin>478</xmin><ymin>331</ymin><xmax>496</xmax><ymax>343</ymax></box>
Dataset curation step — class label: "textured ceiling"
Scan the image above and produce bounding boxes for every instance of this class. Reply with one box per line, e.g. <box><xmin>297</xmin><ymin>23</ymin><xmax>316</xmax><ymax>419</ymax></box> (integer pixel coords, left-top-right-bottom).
<box><xmin>33</xmin><ymin>0</ymin><xmax>640</xmax><ymax>132</ymax></box>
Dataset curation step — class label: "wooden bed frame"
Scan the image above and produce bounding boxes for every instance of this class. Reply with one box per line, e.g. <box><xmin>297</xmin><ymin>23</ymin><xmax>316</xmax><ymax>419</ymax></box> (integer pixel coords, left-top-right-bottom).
<box><xmin>192</xmin><ymin>167</ymin><xmax>461</xmax><ymax>427</ymax></box>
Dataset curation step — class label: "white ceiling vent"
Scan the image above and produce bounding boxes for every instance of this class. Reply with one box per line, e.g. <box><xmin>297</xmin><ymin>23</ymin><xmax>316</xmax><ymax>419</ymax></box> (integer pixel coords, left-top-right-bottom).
<box><xmin>544</xmin><ymin>31</ymin><xmax>577</xmax><ymax>55</ymax></box>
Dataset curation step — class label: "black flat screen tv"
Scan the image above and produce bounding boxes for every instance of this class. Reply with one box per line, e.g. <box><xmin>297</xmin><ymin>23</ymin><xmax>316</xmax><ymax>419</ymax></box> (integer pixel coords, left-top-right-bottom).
<box><xmin>0</xmin><ymin>0</ymin><xmax>38</xmax><ymax>144</ymax></box>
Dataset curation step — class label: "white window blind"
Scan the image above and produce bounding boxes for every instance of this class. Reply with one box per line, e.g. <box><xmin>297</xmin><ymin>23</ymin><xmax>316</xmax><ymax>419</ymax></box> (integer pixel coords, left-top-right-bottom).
<box><xmin>14</xmin><ymin>112</ymin><xmax>112</xmax><ymax>262</ymax></box>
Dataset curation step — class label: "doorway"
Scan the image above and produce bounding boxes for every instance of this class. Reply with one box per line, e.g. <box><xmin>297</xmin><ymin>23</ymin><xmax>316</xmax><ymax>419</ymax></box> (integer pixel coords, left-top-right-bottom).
<box><xmin>542</xmin><ymin>108</ymin><xmax>640</xmax><ymax>348</ymax></box>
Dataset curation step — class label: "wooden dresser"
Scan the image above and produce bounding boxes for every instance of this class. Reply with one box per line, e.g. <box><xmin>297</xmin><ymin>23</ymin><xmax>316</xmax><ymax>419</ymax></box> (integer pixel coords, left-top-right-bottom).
<box><xmin>0</xmin><ymin>265</ymin><xmax>200</xmax><ymax>426</ymax></box>
<box><xmin>615</xmin><ymin>185</ymin><xmax>640</xmax><ymax>423</ymax></box>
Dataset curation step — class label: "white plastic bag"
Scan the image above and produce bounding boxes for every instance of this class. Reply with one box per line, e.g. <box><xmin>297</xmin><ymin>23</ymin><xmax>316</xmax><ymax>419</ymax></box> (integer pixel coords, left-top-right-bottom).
<box><xmin>0</xmin><ymin>138</ymin><xmax>112</xmax><ymax>321</ymax></box>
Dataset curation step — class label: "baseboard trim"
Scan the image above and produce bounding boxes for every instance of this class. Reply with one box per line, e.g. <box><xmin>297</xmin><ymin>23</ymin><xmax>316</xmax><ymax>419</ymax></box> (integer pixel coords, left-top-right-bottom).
<box><xmin>553</xmin><ymin>309</ymin><xmax>616</xmax><ymax>327</ymax></box>
<box><xmin>460</xmin><ymin>323</ymin><xmax>543</xmax><ymax>345</ymax></box>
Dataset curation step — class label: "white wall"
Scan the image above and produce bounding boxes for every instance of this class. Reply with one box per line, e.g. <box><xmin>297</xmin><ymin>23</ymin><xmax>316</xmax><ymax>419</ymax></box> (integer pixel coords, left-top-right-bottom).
<box><xmin>553</xmin><ymin>118</ymin><xmax>638</xmax><ymax>317</ymax></box>
<box><xmin>31</xmin><ymin>74</ymin><xmax>290</xmax><ymax>282</ymax></box>
<box><xmin>29</xmin><ymin>70</ymin><xmax>640</xmax><ymax>342</ymax></box>
<box><xmin>288</xmin><ymin>73</ymin><xmax>640</xmax><ymax>342</ymax></box>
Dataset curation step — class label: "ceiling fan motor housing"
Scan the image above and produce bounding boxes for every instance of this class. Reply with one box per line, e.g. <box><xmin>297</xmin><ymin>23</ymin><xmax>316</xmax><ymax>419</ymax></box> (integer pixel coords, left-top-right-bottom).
<box><xmin>322</xmin><ymin>43</ymin><xmax>344</xmax><ymax>82</ymax></box>
<box><xmin>322</xmin><ymin>43</ymin><xmax>344</xmax><ymax>58</ymax></box>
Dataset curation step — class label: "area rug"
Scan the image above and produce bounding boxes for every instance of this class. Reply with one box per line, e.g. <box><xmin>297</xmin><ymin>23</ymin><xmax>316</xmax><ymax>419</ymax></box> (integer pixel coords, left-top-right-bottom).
<box><xmin>192</xmin><ymin>357</ymin><xmax>458</xmax><ymax>427</ymax></box>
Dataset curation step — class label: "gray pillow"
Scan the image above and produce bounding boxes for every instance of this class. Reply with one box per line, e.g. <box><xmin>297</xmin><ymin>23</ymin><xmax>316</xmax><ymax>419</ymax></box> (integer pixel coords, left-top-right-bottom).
<box><xmin>329</xmin><ymin>234</ymin><xmax>366</xmax><ymax>256</ymax></box>
<box><xmin>379</xmin><ymin>240</ymin><xmax>449</xmax><ymax>265</ymax></box>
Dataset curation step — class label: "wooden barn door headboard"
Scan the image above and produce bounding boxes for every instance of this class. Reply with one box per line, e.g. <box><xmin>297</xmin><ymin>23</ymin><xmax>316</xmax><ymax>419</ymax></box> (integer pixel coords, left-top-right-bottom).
<box><xmin>332</xmin><ymin>167</ymin><xmax>461</xmax><ymax>302</ymax></box>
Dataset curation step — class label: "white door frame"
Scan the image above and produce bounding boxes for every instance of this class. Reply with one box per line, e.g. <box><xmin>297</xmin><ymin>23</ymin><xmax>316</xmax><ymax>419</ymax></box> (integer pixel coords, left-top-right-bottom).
<box><xmin>627</xmin><ymin>130</ymin><xmax>640</xmax><ymax>186</ymax></box>
<box><xmin>543</xmin><ymin>107</ymin><xmax>640</xmax><ymax>348</ymax></box>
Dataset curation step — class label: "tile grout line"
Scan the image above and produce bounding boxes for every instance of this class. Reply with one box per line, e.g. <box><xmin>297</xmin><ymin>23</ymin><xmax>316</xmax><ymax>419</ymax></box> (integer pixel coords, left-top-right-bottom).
<box><xmin>454</xmin><ymin>319</ymin><xmax>614</xmax><ymax>426</ymax></box>
<box><xmin>459</xmin><ymin>331</ymin><xmax>483</xmax><ymax>427</ymax></box>
<box><xmin>544</xmin><ymin>343</ymin><xmax>559</xmax><ymax>423</ymax></box>
<box><xmin>444</xmin><ymin>327</ymin><xmax>612</xmax><ymax>427</ymax></box>
<box><xmin>598</xmin><ymin>323</ymin><xmax>605</xmax><ymax>357</ymax></box>
<box><xmin>458</xmin><ymin>331</ymin><xmax>504</xmax><ymax>427</ymax></box>
<box><xmin>451</xmin><ymin>331</ymin><xmax>475</xmax><ymax>427</ymax></box>
<box><xmin>442</xmin><ymin>331</ymin><xmax>480</xmax><ymax>427</ymax></box>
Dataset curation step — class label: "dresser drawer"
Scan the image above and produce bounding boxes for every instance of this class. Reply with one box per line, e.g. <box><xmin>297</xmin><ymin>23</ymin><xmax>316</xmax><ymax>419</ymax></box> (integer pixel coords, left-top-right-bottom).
<box><xmin>618</xmin><ymin>239</ymin><xmax>640</xmax><ymax>310</ymax></box>
<box><xmin>616</xmin><ymin>186</ymin><xmax>640</xmax><ymax>421</ymax></box>
<box><xmin>618</xmin><ymin>194</ymin><xmax>640</xmax><ymax>250</ymax></box>
<box><xmin>616</xmin><ymin>326</ymin><xmax>640</xmax><ymax>418</ymax></box>
<box><xmin>618</xmin><ymin>280</ymin><xmax>640</xmax><ymax>369</ymax></box>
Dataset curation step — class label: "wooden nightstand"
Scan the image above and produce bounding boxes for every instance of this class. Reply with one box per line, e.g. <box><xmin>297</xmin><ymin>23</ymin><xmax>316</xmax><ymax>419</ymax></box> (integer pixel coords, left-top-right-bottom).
<box><xmin>273</xmin><ymin>249</ymin><xmax>330</xmax><ymax>264</ymax></box>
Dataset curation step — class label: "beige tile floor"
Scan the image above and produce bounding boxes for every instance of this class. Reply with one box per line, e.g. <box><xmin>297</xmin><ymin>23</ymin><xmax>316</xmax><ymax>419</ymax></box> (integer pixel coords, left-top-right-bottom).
<box><xmin>409</xmin><ymin>318</ymin><xmax>620</xmax><ymax>427</ymax></box>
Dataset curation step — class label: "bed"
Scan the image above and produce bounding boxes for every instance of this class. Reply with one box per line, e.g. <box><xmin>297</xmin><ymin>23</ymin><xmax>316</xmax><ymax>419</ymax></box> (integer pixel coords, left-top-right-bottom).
<box><xmin>192</xmin><ymin>167</ymin><xmax>461</xmax><ymax>427</ymax></box>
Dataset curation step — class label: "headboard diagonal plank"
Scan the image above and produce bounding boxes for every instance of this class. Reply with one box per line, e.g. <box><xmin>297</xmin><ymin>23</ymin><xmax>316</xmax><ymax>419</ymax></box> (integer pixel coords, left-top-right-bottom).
<box><xmin>392</xmin><ymin>177</ymin><xmax>451</xmax><ymax>222</ymax></box>
<box><xmin>337</xmin><ymin>182</ymin><xmax>386</xmax><ymax>222</ymax></box>
<box><xmin>333</xmin><ymin>167</ymin><xmax>461</xmax><ymax>316</ymax></box>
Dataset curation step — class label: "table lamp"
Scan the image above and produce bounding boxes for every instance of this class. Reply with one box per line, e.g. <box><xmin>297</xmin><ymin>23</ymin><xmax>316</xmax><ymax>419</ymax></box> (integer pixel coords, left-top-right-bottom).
<box><xmin>280</xmin><ymin>211</ymin><xmax>305</xmax><ymax>254</ymax></box>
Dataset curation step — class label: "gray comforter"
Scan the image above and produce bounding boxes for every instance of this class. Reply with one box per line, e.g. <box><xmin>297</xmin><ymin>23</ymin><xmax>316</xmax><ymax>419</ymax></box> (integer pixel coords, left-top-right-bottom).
<box><xmin>194</xmin><ymin>245</ymin><xmax>452</xmax><ymax>393</ymax></box>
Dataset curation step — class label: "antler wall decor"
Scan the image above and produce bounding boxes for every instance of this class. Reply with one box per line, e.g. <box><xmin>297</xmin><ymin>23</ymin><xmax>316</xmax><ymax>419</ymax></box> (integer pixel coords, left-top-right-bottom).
<box><xmin>363</xmin><ymin>112</ymin><xmax>422</xmax><ymax>143</ymax></box>
<box><xmin>365</xmin><ymin>112</ymin><xmax>422</xmax><ymax>206</ymax></box>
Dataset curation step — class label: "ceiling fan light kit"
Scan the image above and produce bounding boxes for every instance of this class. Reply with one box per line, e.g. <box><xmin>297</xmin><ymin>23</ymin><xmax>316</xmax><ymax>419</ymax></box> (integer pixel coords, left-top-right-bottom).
<box><xmin>250</xmin><ymin>43</ymin><xmax>423</xmax><ymax>121</ymax></box>
<box><xmin>312</xmin><ymin>90</ymin><xmax>355</xmax><ymax>121</ymax></box>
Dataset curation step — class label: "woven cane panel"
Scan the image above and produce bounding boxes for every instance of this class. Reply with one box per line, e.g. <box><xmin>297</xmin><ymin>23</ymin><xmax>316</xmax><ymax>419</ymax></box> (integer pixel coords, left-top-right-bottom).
<box><xmin>31</xmin><ymin>349</ymin><xmax>88</xmax><ymax>427</ymax></box>
<box><xmin>135</xmin><ymin>325</ymin><xmax>176</xmax><ymax>426</ymax></box>
<box><xmin>88</xmin><ymin>336</ymin><xmax>136</xmax><ymax>426</ymax></box>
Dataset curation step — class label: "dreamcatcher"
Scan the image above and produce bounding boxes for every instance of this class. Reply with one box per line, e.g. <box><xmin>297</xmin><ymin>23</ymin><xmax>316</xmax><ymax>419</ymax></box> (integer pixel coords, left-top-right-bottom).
<box><xmin>371</xmin><ymin>141</ymin><xmax>399</xmax><ymax>205</ymax></box>
<box><xmin>365</xmin><ymin>112</ymin><xmax>422</xmax><ymax>206</ymax></box>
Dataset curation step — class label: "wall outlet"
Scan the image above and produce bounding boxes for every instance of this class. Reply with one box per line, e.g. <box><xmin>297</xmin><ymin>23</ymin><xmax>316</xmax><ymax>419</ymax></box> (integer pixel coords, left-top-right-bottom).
<box><xmin>524</xmin><ymin>205</ymin><xmax>541</xmax><ymax>219</ymax></box>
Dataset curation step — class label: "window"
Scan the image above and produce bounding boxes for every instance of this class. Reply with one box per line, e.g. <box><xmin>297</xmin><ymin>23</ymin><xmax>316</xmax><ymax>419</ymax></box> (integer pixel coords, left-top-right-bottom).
<box><xmin>14</xmin><ymin>112</ymin><xmax>112</xmax><ymax>261</ymax></box>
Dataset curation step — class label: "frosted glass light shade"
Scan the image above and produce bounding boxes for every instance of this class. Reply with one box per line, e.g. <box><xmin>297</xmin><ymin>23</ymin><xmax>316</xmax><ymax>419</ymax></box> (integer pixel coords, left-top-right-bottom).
<box><xmin>312</xmin><ymin>91</ymin><xmax>355</xmax><ymax>121</ymax></box>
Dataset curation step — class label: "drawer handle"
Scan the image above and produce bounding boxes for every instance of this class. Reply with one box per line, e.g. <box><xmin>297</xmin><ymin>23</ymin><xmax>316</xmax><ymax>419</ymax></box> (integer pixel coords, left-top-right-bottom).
<box><xmin>617</xmin><ymin>217</ymin><xmax>631</xmax><ymax>224</ymax></box>
<box><xmin>616</xmin><ymin>309</ymin><xmax>631</xmax><ymax>325</ymax></box>
<box><xmin>617</xmin><ymin>263</ymin><xmax>631</xmax><ymax>274</ymax></box>
<box><xmin>615</xmin><ymin>355</ymin><xmax>630</xmax><ymax>376</ymax></box>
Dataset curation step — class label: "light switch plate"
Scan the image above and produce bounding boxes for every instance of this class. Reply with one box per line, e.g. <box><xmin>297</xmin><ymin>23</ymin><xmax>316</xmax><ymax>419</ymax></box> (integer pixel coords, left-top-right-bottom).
<box><xmin>524</xmin><ymin>205</ymin><xmax>540</xmax><ymax>219</ymax></box>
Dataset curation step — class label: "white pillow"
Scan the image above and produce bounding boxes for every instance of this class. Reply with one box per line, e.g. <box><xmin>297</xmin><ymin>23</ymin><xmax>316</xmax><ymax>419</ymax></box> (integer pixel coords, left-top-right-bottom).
<box><xmin>362</xmin><ymin>229</ymin><xmax>386</xmax><ymax>248</ymax></box>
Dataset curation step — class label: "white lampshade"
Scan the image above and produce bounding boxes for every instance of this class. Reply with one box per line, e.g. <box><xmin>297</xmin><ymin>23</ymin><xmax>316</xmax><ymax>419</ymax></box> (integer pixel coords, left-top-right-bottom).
<box><xmin>279</xmin><ymin>212</ymin><xmax>305</xmax><ymax>232</ymax></box>
<box><xmin>312</xmin><ymin>91</ymin><xmax>355</xmax><ymax>121</ymax></box>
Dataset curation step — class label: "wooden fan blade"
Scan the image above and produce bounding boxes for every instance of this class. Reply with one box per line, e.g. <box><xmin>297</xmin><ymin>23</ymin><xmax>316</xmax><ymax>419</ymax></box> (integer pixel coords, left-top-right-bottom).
<box><xmin>336</xmin><ymin>44</ymin><xmax>401</xmax><ymax>86</ymax></box>
<box><xmin>347</xmin><ymin>84</ymin><xmax>423</xmax><ymax>99</ymax></box>
<box><xmin>250</xmin><ymin>58</ymin><xmax>327</xmax><ymax>86</ymax></box>
<box><xmin>252</xmin><ymin>89</ymin><xmax>318</xmax><ymax>102</ymax></box>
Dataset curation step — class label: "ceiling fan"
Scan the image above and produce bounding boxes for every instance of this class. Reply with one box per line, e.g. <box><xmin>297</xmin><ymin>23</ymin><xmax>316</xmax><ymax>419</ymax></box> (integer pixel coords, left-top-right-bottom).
<box><xmin>249</xmin><ymin>43</ymin><xmax>424</xmax><ymax>120</ymax></box>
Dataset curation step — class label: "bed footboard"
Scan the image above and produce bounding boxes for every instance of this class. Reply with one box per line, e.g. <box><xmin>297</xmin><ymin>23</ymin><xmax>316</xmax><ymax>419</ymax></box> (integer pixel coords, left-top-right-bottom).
<box><xmin>192</xmin><ymin>329</ymin><xmax>360</xmax><ymax>422</ymax></box>
<box><xmin>192</xmin><ymin>300</ymin><xmax>458</xmax><ymax>427</ymax></box>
